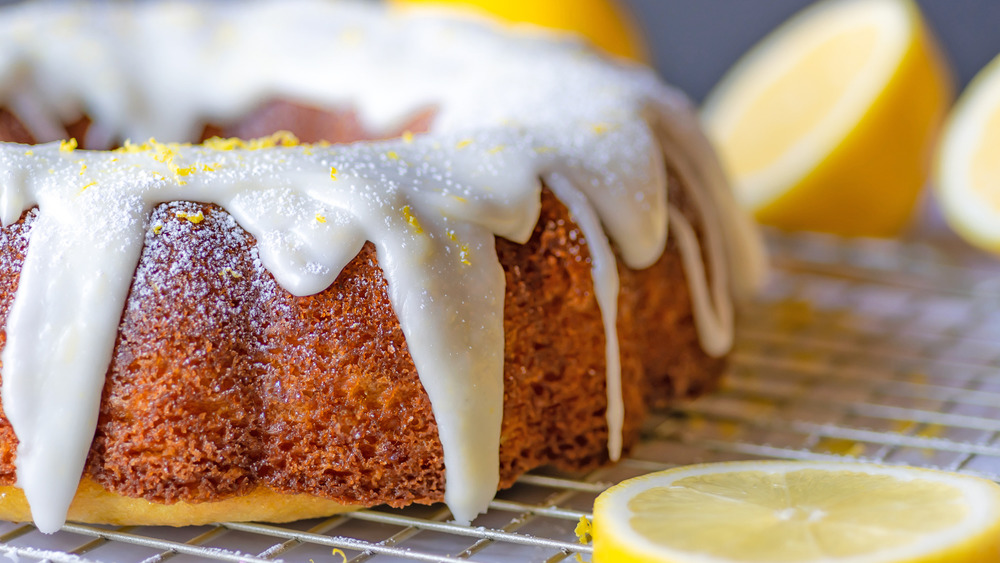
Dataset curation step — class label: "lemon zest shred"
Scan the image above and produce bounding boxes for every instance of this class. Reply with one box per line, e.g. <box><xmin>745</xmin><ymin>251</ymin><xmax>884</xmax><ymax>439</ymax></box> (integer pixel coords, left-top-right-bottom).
<box><xmin>175</xmin><ymin>210</ymin><xmax>205</xmax><ymax>224</ymax></box>
<box><xmin>246</xmin><ymin>130</ymin><xmax>300</xmax><ymax>150</ymax></box>
<box><xmin>316</xmin><ymin>214</ymin><xmax>327</xmax><ymax>224</ymax></box>
<box><xmin>401</xmin><ymin>205</ymin><xmax>423</xmax><ymax>234</ymax></box>
<box><xmin>113</xmin><ymin>138</ymin><xmax>206</xmax><ymax>184</ymax></box>
<box><xmin>402</xmin><ymin>130</ymin><xmax>414</xmax><ymax>144</ymax></box>
<box><xmin>573</xmin><ymin>515</ymin><xmax>592</xmax><ymax>561</ymax></box>
<box><xmin>151</xmin><ymin>139</ymin><xmax>177</xmax><ymax>164</ymax></box>
<box><xmin>574</xmin><ymin>516</ymin><xmax>592</xmax><ymax>544</ymax></box>
<box><xmin>59</xmin><ymin>138</ymin><xmax>78</xmax><ymax>152</ymax></box>
<box><xmin>114</xmin><ymin>139</ymin><xmax>149</xmax><ymax>154</ymax></box>
<box><xmin>386</xmin><ymin>150</ymin><xmax>399</xmax><ymax>161</ymax></box>
<box><xmin>201</xmin><ymin>130</ymin><xmax>301</xmax><ymax>151</ymax></box>
<box><xmin>273</xmin><ymin>130</ymin><xmax>300</xmax><ymax>147</ymax></box>
<box><xmin>174</xmin><ymin>164</ymin><xmax>197</xmax><ymax>177</ymax></box>
<box><xmin>455</xmin><ymin>139</ymin><xmax>472</xmax><ymax>150</ymax></box>
<box><xmin>330</xmin><ymin>166</ymin><xmax>338</xmax><ymax>180</ymax></box>
<box><xmin>202</xmin><ymin>136</ymin><xmax>241</xmax><ymax>151</ymax></box>
<box><xmin>218</xmin><ymin>267</ymin><xmax>243</xmax><ymax>279</ymax></box>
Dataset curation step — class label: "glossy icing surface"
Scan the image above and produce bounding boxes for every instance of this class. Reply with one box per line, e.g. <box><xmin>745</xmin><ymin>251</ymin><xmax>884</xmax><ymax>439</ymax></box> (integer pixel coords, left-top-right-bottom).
<box><xmin>0</xmin><ymin>0</ymin><xmax>765</xmax><ymax>533</ymax></box>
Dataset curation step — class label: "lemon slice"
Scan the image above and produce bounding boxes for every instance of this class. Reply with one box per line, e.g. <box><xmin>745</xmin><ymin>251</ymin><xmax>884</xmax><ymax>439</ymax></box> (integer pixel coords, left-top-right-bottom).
<box><xmin>935</xmin><ymin>53</ymin><xmax>1000</xmax><ymax>251</ymax></box>
<box><xmin>592</xmin><ymin>461</ymin><xmax>1000</xmax><ymax>563</ymax></box>
<box><xmin>388</xmin><ymin>0</ymin><xmax>648</xmax><ymax>61</ymax></box>
<box><xmin>702</xmin><ymin>0</ymin><xmax>952</xmax><ymax>237</ymax></box>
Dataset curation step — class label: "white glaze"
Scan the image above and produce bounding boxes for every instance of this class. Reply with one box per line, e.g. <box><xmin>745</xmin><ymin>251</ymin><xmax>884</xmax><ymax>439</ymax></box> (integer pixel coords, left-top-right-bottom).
<box><xmin>544</xmin><ymin>171</ymin><xmax>625</xmax><ymax>460</ymax></box>
<box><xmin>0</xmin><ymin>0</ymin><xmax>766</xmax><ymax>533</ymax></box>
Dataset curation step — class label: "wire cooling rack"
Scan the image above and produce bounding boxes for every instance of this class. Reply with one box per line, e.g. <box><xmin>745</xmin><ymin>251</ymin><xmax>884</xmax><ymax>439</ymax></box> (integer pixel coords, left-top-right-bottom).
<box><xmin>4</xmin><ymin>229</ymin><xmax>1000</xmax><ymax>562</ymax></box>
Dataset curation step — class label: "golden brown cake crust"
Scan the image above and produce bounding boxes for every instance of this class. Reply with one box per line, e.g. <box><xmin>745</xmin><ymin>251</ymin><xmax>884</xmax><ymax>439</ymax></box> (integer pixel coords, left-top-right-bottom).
<box><xmin>0</xmin><ymin>102</ymin><xmax>723</xmax><ymax>523</ymax></box>
<box><xmin>0</xmin><ymin>480</ymin><xmax>358</xmax><ymax>527</ymax></box>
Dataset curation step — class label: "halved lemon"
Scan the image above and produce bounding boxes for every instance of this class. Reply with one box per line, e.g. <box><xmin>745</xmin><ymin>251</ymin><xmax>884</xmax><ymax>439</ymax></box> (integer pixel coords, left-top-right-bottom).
<box><xmin>935</xmin><ymin>53</ymin><xmax>1000</xmax><ymax>252</ymax></box>
<box><xmin>592</xmin><ymin>461</ymin><xmax>1000</xmax><ymax>563</ymax></box>
<box><xmin>388</xmin><ymin>0</ymin><xmax>648</xmax><ymax>62</ymax></box>
<box><xmin>702</xmin><ymin>0</ymin><xmax>953</xmax><ymax>237</ymax></box>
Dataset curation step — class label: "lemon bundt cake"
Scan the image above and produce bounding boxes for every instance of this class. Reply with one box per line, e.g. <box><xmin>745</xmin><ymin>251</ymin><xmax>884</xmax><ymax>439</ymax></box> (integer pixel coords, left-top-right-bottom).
<box><xmin>0</xmin><ymin>0</ymin><xmax>764</xmax><ymax>533</ymax></box>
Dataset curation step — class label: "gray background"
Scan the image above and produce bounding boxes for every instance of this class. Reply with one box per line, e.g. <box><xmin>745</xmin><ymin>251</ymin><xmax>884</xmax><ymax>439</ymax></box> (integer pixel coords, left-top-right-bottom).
<box><xmin>625</xmin><ymin>0</ymin><xmax>1000</xmax><ymax>103</ymax></box>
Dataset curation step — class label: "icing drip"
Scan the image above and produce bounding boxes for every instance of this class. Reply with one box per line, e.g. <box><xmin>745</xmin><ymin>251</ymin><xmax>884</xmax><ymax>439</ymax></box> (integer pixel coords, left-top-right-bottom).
<box><xmin>650</xmin><ymin>94</ymin><xmax>769</xmax><ymax>301</ymax></box>
<box><xmin>543</xmin><ymin>172</ymin><xmax>623</xmax><ymax>460</ymax></box>
<box><xmin>0</xmin><ymin>0</ymin><xmax>766</xmax><ymax>532</ymax></box>
<box><xmin>658</xmin><ymin>134</ymin><xmax>737</xmax><ymax>357</ymax></box>
<box><xmin>3</xmin><ymin>197</ymin><xmax>147</xmax><ymax>534</ymax></box>
<box><xmin>666</xmin><ymin>204</ymin><xmax>733</xmax><ymax>356</ymax></box>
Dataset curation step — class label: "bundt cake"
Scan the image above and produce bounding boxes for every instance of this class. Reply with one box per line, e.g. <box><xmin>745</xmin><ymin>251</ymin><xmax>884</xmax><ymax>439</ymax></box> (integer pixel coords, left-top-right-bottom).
<box><xmin>0</xmin><ymin>0</ymin><xmax>765</xmax><ymax>533</ymax></box>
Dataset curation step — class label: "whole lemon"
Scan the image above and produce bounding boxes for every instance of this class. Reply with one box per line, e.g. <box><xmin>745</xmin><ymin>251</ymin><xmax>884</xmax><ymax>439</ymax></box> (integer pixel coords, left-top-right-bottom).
<box><xmin>388</xmin><ymin>0</ymin><xmax>648</xmax><ymax>62</ymax></box>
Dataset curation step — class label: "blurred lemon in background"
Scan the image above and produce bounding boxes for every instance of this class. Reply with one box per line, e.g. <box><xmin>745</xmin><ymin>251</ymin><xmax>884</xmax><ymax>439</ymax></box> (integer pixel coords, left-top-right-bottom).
<box><xmin>592</xmin><ymin>461</ymin><xmax>1000</xmax><ymax>563</ymax></box>
<box><xmin>702</xmin><ymin>0</ymin><xmax>953</xmax><ymax>237</ymax></box>
<box><xmin>936</xmin><ymin>53</ymin><xmax>1000</xmax><ymax>252</ymax></box>
<box><xmin>388</xmin><ymin>0</ymin><xmax>648</xmax><ymax>62</ymax></box>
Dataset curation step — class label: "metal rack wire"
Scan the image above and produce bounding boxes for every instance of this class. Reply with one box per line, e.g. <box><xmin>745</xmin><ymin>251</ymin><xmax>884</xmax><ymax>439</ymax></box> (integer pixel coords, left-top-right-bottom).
<box><xmin>4</xmin><ymin>230</ymin><xmax>1000</xmax><ymax>562</ymax></box>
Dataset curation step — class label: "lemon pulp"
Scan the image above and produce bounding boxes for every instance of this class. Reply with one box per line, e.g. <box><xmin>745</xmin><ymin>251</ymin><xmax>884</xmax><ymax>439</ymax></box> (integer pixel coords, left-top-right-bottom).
<box><xmin>629</xmin><ymin>470</ymin><xmax>966</xmax><ymax>561</ymax></box>
<box><xmin>970</xmin><ymin>99</ymin><xmax>1000</xmax><ymax>208</ymax></box>
<box><xmin>724</xmin><ymin>25</ymin><xmax>882</xmax><ymax>183</ymax></box>
<box><xmin>593</xmin><ymin>461</ymin><xmax>1000</xmax><ymax>563</ymax></box>
<box><xmin>703</xmin><ymin>0</ymin><xmax>952</xmax><ymax>237</ymax></box>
